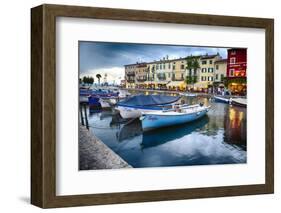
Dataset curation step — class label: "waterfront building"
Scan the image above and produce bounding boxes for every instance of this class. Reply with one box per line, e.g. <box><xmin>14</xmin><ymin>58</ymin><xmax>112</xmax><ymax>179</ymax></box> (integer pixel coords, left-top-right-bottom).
<box><xmin>214</xmin><ymin>59</ymin><xmax>227</xmax><ymax>89</ymax></box>
<box><xmin>154</xmin><ymin>57</ymin><xmax>170</xmax><ymax>89</ymax></box>
<box><xmin>166</xmin><ymin>58</ymin><xmax>187</xmax><ymax>90</ymax></box>
<box><xmin>124</xmin><ymin>64</ymin><xmax>138</xmax><ymax>88</ymax></box>
<box><xmin>226</xmin><ymin>48</ymin><xmax>247</xmax><ymax>95</ymax></box>
<box><xmin>135</xmin><ymin>63</ymin><xmax>148</xmax><ymax>89</ymax></box>
<box><xmin>124</xmin><ymin>52</ymin><xmax>236</xmax><ymax>92</ymax></box>
<box><xmin>194</xmin><ymin>54</ymin><xmax>222</xmax><ymax>91</ymax></box>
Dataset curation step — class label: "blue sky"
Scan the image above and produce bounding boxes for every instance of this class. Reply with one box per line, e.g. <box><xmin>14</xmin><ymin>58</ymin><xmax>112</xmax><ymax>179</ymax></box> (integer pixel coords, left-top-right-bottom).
<box><xmin>79</xmin><ymin>41</ymin><xmax>228</xmax><ymax>84</ymax></box>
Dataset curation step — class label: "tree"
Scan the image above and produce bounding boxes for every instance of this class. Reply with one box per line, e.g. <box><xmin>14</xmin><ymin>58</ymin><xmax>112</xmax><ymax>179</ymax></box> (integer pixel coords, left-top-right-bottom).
<box><xmin>185</xmin><ymin>56</ymin><xmax>200</xmax><ymax>89</ymax></box>
<box><xmin>88</xmin><ymin>77</ymin><xmax>94</xmax><ymax>84</ymax></box>
<box><xmin>82</xmin><ymin>76</ymin><xmax>87</xmax><ymax>84</ymax></box>
<box><xmin>96</xmin><ymin>74</ymin><xmax>102</xmax><ymax>85</ymax></box>
<box><xmin>82</xmin><ymin>76</ymin><xmax>94</xmax><ymax>85</ymax></box>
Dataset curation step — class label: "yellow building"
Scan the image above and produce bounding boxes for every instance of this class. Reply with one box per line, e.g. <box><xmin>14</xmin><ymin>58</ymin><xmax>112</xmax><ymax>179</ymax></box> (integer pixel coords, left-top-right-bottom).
<box><xmin>124</xmin><ymin>64</ymin><xmax>137</xmax><ymax>89</ymax></box>
<box><xmin>135</xmin><ymin>63</ymin><xmax>148</xmax><ymax>89</ymax></box>
<box><xmin>214</xmin><ymin>59</ymin><xmax>227</xmax><ymax>86</ymax></box>
<box><xmin>166</xmin><ymin>58</ymin><xmax>187</xmax><ymax>90</ymax></box>
<box><xmin>195</xmin><ymin>54</ymin><xmax>222</xmax><ymax>91</ymax></box>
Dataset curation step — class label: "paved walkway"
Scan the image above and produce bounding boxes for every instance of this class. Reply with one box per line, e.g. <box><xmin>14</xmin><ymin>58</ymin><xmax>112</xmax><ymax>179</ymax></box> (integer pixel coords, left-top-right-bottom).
<box><xmin>79</xmin><ymin>125</ymin><xmax>132</xmax><ymax>170</ymax></box>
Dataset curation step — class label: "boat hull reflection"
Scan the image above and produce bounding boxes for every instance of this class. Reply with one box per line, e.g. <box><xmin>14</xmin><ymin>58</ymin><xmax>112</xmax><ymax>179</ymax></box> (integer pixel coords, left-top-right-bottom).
<box><xmin>141</xmin><ymin>116</ymin><xmax>209</xmax><ymax>149</ymax></box>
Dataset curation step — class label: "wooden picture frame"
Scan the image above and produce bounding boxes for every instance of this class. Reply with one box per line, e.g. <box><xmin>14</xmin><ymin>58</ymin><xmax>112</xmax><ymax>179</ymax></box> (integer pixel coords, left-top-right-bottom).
<box><xmin>31</xmin><ymin>4</ymin><xmax>274</xmax><ymax>208</ymax></box>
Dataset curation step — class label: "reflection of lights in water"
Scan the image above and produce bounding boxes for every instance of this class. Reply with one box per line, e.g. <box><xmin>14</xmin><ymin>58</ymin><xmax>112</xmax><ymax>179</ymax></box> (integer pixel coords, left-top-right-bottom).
<box><xmin>239</xmin><ymin>111</ymin><xmax>243</xmax><ymax>121</ymax></box>
<box><xmin>229</xmin><ymin>107</ymin><xmax>244</xmax><ymax>129</ymax></box>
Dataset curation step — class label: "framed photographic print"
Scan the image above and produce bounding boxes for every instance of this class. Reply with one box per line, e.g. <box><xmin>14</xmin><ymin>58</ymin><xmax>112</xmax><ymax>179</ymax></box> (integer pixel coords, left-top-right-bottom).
<box><xmin>31</xmin><ymin>4</ymin><xmax>274</xmax><ymax>208</ymax></box>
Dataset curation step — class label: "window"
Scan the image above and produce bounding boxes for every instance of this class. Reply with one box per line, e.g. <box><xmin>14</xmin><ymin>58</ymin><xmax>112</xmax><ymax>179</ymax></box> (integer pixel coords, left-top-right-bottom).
<box><xmin>221</xmin><ymin>74</ymin><xmax>224</xmax><ymax>80</ymax></box>
<box><xmin>156</xmin><ymin>65</ymin><xmax>159</xmax><ymax>70</ymax></box>
<box><xmin>208</xmin><ymin>68</ymin><xmax>213</xmax><ymax>73</ymax></box>
<box><xmin>160</xmin><ymin>64</ymin><xmax>162</xmax><ymax>69</ymax></box>
<box><xmin>181</xmin><ymin>73</ymin><xmax>184</xmax><ymax>79</ymax></box>
<box><xmin>216</xmin><ymin>65</ymin><xmax>219</xmax><ymax>70</ymax></box>
<box><xmin>168</xmin><ymin>63</ymin><xmax>171</xmax><ymax>69</ymax></box>
<box><xmin>168</xmin><ymin>73</ymin><xmax>170</xmax><ymax>78</ymax></box>
<box><xmin>172</xmin><ymin>65</ymin><xmax>175</xmax><ymax>70</ymax></box>
<box><xmin>194</xmin><ymin>70</ymin><xmax>197</xmax><ymax>75</ymax></box>
<box><xmin>209</xmin><ymin>60</ymin><xmax>213</xmax><ymax>64</ymax></box>
<box><xmin>230</xmin><ymin>57</ymin><xmax>236</xmax><ymax>64</ymax></box>
<box><xmin>230</xmin><ymin>69</ymin><xmax>234</xmax><ymax>76</ymax></box>
<box><xmin>201</xmin><ymin>76</ymin><xmax>204</xmax><ymax>81</ymax></box>
<box><xmin>201</xmin><ymin>68</ymin><xmax>206</xmax><ymax>73</ymax></box>
<box><xmin>202</xmin><ymin>60</ymin><xmax>207</xmax><ymax>65</ymax></box>
<box><xmin>216</xmin><ymin>74</ymin><xmax>218</xmax><ymax>80</ymax></box>
<box><xmin>181</xmin><ymin>64</ymin><xmax>185</xmax><ymax>69</ymax></box>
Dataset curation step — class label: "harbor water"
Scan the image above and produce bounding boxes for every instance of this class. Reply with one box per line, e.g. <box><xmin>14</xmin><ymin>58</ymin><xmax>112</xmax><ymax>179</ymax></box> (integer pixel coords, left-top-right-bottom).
<box><xmin>84</xmin><ymin>91</ymin><xmax>247</xmax><ymax>168</ymax></box>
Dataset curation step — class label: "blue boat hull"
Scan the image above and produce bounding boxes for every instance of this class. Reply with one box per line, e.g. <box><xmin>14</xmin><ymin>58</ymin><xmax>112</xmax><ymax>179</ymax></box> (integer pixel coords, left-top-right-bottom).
<box><xmin>141</xmin><ymin>109</ymin><xmax>209</xmax><ymax>131</ymax></box>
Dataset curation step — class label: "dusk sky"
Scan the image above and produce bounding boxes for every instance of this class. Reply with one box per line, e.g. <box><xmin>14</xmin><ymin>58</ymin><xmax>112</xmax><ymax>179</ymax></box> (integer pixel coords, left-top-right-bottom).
<box><xmin>79</xmin><ymin>41</ymin><xmax>228</xmax><ymax>84</ymax></box>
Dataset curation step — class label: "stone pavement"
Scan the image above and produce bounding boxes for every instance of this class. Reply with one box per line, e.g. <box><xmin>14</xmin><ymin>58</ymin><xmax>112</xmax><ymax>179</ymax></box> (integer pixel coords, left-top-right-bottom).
<box><xmin>79</xmin><ymin>125</ymin><xmax>132</xmax><ymax>170</ymax></box>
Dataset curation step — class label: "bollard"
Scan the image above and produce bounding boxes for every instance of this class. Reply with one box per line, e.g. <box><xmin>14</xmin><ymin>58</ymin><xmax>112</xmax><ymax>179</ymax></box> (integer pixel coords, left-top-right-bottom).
<box><xmin>83</xmin><ymin>104</ymin><xmax>89</xmax><ymax>130</ymax></box>
<box><xmin>80</xmin><ymin>104</ymin><xmax>84</xmax><ymax>126</ymax></box>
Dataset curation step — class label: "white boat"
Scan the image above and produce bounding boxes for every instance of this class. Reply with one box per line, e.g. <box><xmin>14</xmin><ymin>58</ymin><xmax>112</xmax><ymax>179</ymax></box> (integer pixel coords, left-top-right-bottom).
<box><xmin>99</xmin><ymin>98</ymin><xmax>111</xmax><ymax>108</ymax></box>
<box><xmin>118</xmin><ymin>90</ymin><xmax>131</xmax><ymax>99</ymax></box>
<box><xmin>116</xmin><ymin>95</ymin><xmax>181</xmax><ymax>119</ymax></box>
<box><xmin>230</xmin><ymin>98</ymin><xmax>247</xmax><ymax>107</ymax></box>
<box><xmin>140</xmin><ymin>104</ymin><xmax>210</xmax><ymax>131</ymax></box>
<box><xmin>179</xmin><ymin>92</ymin><xmax>197</xmax><ymax>97</ymax></box>
<box><xmin>116</xmin><ymin>105</ymin><xmax>165</xmax><ymax>119</ymax></box>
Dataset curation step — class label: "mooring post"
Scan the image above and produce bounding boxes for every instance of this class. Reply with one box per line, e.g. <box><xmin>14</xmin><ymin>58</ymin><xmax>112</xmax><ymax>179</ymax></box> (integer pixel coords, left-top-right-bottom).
<box><xmin>83</xmin><ymin>104</ymin><xmax>89</xmax><ymax>129</ymax></box>
<box><xmin>80</xmin><ymin>103</ymin><xmax>84</xmax><ymax>126</ymax></box>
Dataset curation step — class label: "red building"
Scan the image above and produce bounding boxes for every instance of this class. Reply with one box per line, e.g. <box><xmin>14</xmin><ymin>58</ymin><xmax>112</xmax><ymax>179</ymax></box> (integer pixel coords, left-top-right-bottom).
<box><xmin>226</xmin><ymin>48</ymin><xmax>247</xmax><ymax>95</ymax></box>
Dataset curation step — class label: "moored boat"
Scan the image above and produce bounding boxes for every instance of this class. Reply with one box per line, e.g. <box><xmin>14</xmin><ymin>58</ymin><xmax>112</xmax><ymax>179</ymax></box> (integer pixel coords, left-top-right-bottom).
<box><xmin>214</xmin><ymin>95</ymin><xmax>230</xmax><ymax>103</ymax></box>
<box><xmin>180</xmin><ymin>92</ymin><xmax>197</xmax><ymax>97</ymax></box>
<box><xmin>115</xmin><ymin>95</ymin><xmax>181</xmax><ymax>119</ymax></box>
<box><xmin>140</xmin><ymin>104</ymin><xmax>210</xmax><ymax>131</ymax></box>
<box><xmin>230</xmin><ymin>98</ymin><xmax>247</xmax><ymax>107</ymax></box>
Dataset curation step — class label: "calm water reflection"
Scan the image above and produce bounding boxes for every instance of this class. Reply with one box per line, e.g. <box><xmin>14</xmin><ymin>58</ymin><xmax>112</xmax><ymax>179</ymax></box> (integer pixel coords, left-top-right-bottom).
<box><xmin>86</xmin><ymin>92</ymin><xmax>247</xmax><ymax>168</ymax></box>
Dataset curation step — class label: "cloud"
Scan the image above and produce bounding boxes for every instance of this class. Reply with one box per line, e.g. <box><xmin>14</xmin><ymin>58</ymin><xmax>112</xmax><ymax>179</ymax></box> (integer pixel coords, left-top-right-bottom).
<box><xmin>79</xmin><ymin>41</ymin><xmax>229</xmax><ymax>84</ymax></box>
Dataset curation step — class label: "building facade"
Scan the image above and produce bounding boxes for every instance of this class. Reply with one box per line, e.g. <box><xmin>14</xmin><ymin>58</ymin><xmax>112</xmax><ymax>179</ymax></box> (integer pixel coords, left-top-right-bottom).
<box><xmin>214</xmin><ymin>59</ymin><xmax>227</xmax><ymax>83</ymax></box>
<box><xmin>124</xmin><ymin>52</ymin><xmax>232</xmax><ymax>92</ymax></box>
<box><xmin>194</xmin><ymin>54</ymin><xmax>222</xmax><ymax>91</ymax></box>
<box><xmin>135</xmin><ymin>63</ymin><xmax>148</xmax><ymax>89</ymax></box>
<box><xmin>226</xmin><ymin>48</ymin><xmax>247</xmax><ymax>94</ymax></box>
<box><xmin>124</xmin><ymin>64</ymin><xmax>137</xmax><ymax>88</ymax></box>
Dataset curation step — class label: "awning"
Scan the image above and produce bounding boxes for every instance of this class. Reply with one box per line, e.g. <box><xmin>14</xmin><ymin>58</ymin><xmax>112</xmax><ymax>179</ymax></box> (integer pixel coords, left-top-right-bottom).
<box><xmin>194</xmin><ymin>82</ymin><xmax>209</xmax><ymax>89</ymax></box>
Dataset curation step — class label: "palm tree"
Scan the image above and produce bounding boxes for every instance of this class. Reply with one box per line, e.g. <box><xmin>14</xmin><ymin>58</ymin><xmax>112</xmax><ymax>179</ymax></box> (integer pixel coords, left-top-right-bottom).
<box><xmin>96</xmin><ymin>74</ymin><xmax>102</xmax><ymax>85</ymax></box>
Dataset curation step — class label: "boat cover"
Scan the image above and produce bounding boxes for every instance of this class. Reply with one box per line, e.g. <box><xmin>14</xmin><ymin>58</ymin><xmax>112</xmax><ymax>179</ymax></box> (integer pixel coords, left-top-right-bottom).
<box><xmin>118</xmin><ymin>95</ymin><xmax>180</xmax><ymax>107</ymax></box>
